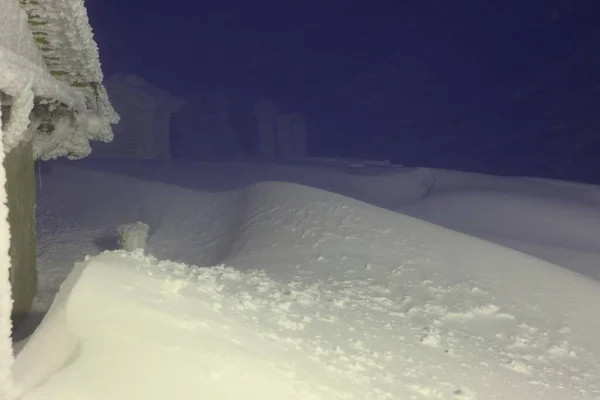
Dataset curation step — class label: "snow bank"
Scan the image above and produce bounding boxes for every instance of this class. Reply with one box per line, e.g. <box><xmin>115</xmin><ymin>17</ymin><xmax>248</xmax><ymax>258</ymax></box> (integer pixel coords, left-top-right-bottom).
<box><xmin>14</xmin><ymin>252</ymin><xmax>361</xmax><ymax>399</ymax></box>
<box><xmin>46</xmin><ymin>159</ymin><xmax>600</xmax><ymax>280</ymax></box>
<box><xmin>402</xmin><ymin>169</ymin><xmax>600</xmax><ymax>280</ymax></box>
<box><xmin>15</xmin><ymin>174</ymin><xmax>600</xmax><ymax>399</ymax></box>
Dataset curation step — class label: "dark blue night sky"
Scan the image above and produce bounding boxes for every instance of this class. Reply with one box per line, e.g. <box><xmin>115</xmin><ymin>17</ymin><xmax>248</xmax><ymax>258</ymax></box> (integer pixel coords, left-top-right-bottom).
<box><xmin>87</xmin><ymin>0</ymin><xmax>600</xmax><ymax>182</ymax></box>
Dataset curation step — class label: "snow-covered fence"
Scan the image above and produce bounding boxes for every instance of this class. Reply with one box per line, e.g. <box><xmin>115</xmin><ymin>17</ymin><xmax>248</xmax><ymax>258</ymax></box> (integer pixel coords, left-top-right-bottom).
<box><xmin>91</xmin><ymin>73</ymin><xmax>183</xmax><ymax>160</ymax></box>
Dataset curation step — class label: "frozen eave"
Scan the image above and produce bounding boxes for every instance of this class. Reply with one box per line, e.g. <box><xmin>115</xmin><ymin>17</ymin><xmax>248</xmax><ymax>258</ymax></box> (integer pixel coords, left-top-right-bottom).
<box><xmin>0</xmin><ymin>0</ymin><xmax>119</xmax><ymax>159</ymax></box>
<box><xmin>0</xmin><ymin>49</ymin><xmax>87</xmax><ymax>113</ymax></box>
<box><xmin>19</xmin><ymin>0</ymin><xmax>118</xmax><ymax>122</ymax></box>
<box><xmin>20</xmin><ymin>0</ymin><xmax>102</xmax><ymax>83</ymax></box>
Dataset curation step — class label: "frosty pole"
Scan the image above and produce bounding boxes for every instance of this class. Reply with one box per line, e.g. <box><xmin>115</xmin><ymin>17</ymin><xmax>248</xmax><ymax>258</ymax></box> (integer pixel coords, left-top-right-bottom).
<box><xmin>0</xmin><ymin>93</ymin><xmax>17</xmax><ymax>400</ymax></box>
<box><xmin>0</xmin><ymin>73</ymin><xmax>33</xmax><ymax>399</ymax></box>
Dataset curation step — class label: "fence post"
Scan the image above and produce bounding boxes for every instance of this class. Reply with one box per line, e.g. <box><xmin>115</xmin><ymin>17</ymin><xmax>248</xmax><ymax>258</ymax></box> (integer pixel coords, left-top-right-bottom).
<box><xmin>4</xmin><ymin>133</ymin><xmax>37</xmax><ymax>326</ymax></box>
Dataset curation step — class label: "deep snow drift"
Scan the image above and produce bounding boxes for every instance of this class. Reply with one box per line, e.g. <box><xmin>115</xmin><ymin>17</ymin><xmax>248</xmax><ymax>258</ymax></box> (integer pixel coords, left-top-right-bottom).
<box><xmin>9</xmin><ymin>159</ymin><xmax>600</xmax><ymax>399</ymax></box>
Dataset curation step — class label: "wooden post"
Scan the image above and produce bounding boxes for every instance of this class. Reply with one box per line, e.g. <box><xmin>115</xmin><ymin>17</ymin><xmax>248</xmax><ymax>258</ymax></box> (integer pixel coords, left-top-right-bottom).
<box><xmin>0</xmin><ymin>91</ymin><xmax>18</xmax><ymax>400</ymax></box>
<box><xmin>3</xmin><ymin>130</ymin><xmax>37</xmax><ymax>325</ymax></box>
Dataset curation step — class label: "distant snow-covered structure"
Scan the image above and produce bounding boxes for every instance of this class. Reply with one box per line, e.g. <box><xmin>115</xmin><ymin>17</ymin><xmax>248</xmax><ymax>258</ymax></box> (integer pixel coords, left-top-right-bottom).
<box><xmin>254</xmin><ymin>101</ymin><xmax>278</xmax><ymax>157</ymax></box>
<box><xmin>0</xmin><ymin>0</ymin><xmax>117</xmax><ymax>396</ymax></box>
<box><xmin>171</xmin><ymin>92</ymin><xmax>242</xmax><ymax>159</ymax></box>
<box><xmin>91</xmin><ymin>73</ymin><xmax>183</xmax><ymax>160</ymax></box>
<box><xmin>254</xmin><ymin>101</ymin><xmax>307</xmax><ymax>158</ymax></box>
<box><xmin>275</xmin><ymin>113</ymin><xmax>307</xmax><ymax>158</ymax></box>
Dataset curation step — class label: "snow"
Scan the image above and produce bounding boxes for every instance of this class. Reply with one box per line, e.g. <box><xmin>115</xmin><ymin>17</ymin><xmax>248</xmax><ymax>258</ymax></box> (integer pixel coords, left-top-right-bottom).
<box><xmin>400</xmin><ymin>169</ymin><xmax>600</xmax><ymax>281</ymax></box>
<box><xmin>5</xmin><ymin>158</ymin><xmax>600</xmax><ymax>399</ymax></box>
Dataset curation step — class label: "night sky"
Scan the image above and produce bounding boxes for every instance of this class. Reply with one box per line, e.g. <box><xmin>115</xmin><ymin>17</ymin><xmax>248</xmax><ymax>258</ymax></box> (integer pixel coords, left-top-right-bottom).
<box><xmin>87</xmin><ymin>0</ymin><xmax>600</xmax><ymax>182</ymax></box>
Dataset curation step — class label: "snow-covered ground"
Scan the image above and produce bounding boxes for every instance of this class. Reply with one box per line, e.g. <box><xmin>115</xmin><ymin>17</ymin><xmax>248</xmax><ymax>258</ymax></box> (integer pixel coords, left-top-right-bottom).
<box><xmin>9</xmin><ymin>158</ymin><xmax>600</xmax><ymax>399</ymax></box>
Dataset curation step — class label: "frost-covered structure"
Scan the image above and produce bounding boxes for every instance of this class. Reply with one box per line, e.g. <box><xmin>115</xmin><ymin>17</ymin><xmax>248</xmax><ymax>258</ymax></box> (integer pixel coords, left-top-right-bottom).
<box><xmin>1</xmin><ymin>0</ymin><xmax>117</xmax><ymax>397</ymax></box>
<box><xmin>0</xmin><ymin>0</ymin><xmax>119</xmax><ymax>160</ymax></box>
<box><xmin>91</xmin><ymin>73</ymin><xmax>183</xmax><ymax>159</ymax></box>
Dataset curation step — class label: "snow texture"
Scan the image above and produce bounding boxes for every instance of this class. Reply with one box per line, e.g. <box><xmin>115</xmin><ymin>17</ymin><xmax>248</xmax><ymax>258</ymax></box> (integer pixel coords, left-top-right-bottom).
<box><xmin>9</xmin><ymin>159</ymin><xmax>600</xmax><ymax>399</ymax></box>
<box><xmin>117</xmin><ymin>221</ymin><xmax>149</xmax><ymax>253</ymax></box>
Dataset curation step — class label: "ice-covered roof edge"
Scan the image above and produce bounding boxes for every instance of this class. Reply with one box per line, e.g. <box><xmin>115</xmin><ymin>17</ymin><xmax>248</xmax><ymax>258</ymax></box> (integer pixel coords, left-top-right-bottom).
<box><xmin>0</xmin><ymin>0</ymin><xmax>119</xmax><ymax>159</ymax></box>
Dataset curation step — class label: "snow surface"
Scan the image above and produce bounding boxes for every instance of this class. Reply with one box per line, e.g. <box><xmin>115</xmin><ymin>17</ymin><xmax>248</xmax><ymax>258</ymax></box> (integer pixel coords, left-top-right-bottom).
<box><xmin>9</xmin><ymin>159</ymin><xmax>600</xmax><ymax>399</ymax></box>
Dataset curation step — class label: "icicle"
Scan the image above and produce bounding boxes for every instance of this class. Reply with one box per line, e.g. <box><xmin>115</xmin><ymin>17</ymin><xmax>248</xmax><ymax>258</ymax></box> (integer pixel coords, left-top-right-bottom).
<box><xmin>0</xmin><ymin>96</ymin><xmax>18</xmax><ymax>400</ymax></box>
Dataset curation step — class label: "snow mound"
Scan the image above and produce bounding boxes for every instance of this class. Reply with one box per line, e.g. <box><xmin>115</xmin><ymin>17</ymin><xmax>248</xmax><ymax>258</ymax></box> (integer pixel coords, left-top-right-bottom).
<box><xmin>15</xmin><ymin>175</ymin><xmax>600</xmax><ymax>399</ymax></box>
<box><xmin>402</xmin><ymin>170</ymin><xmax>600</xmax><ymax>280</ymax></box>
